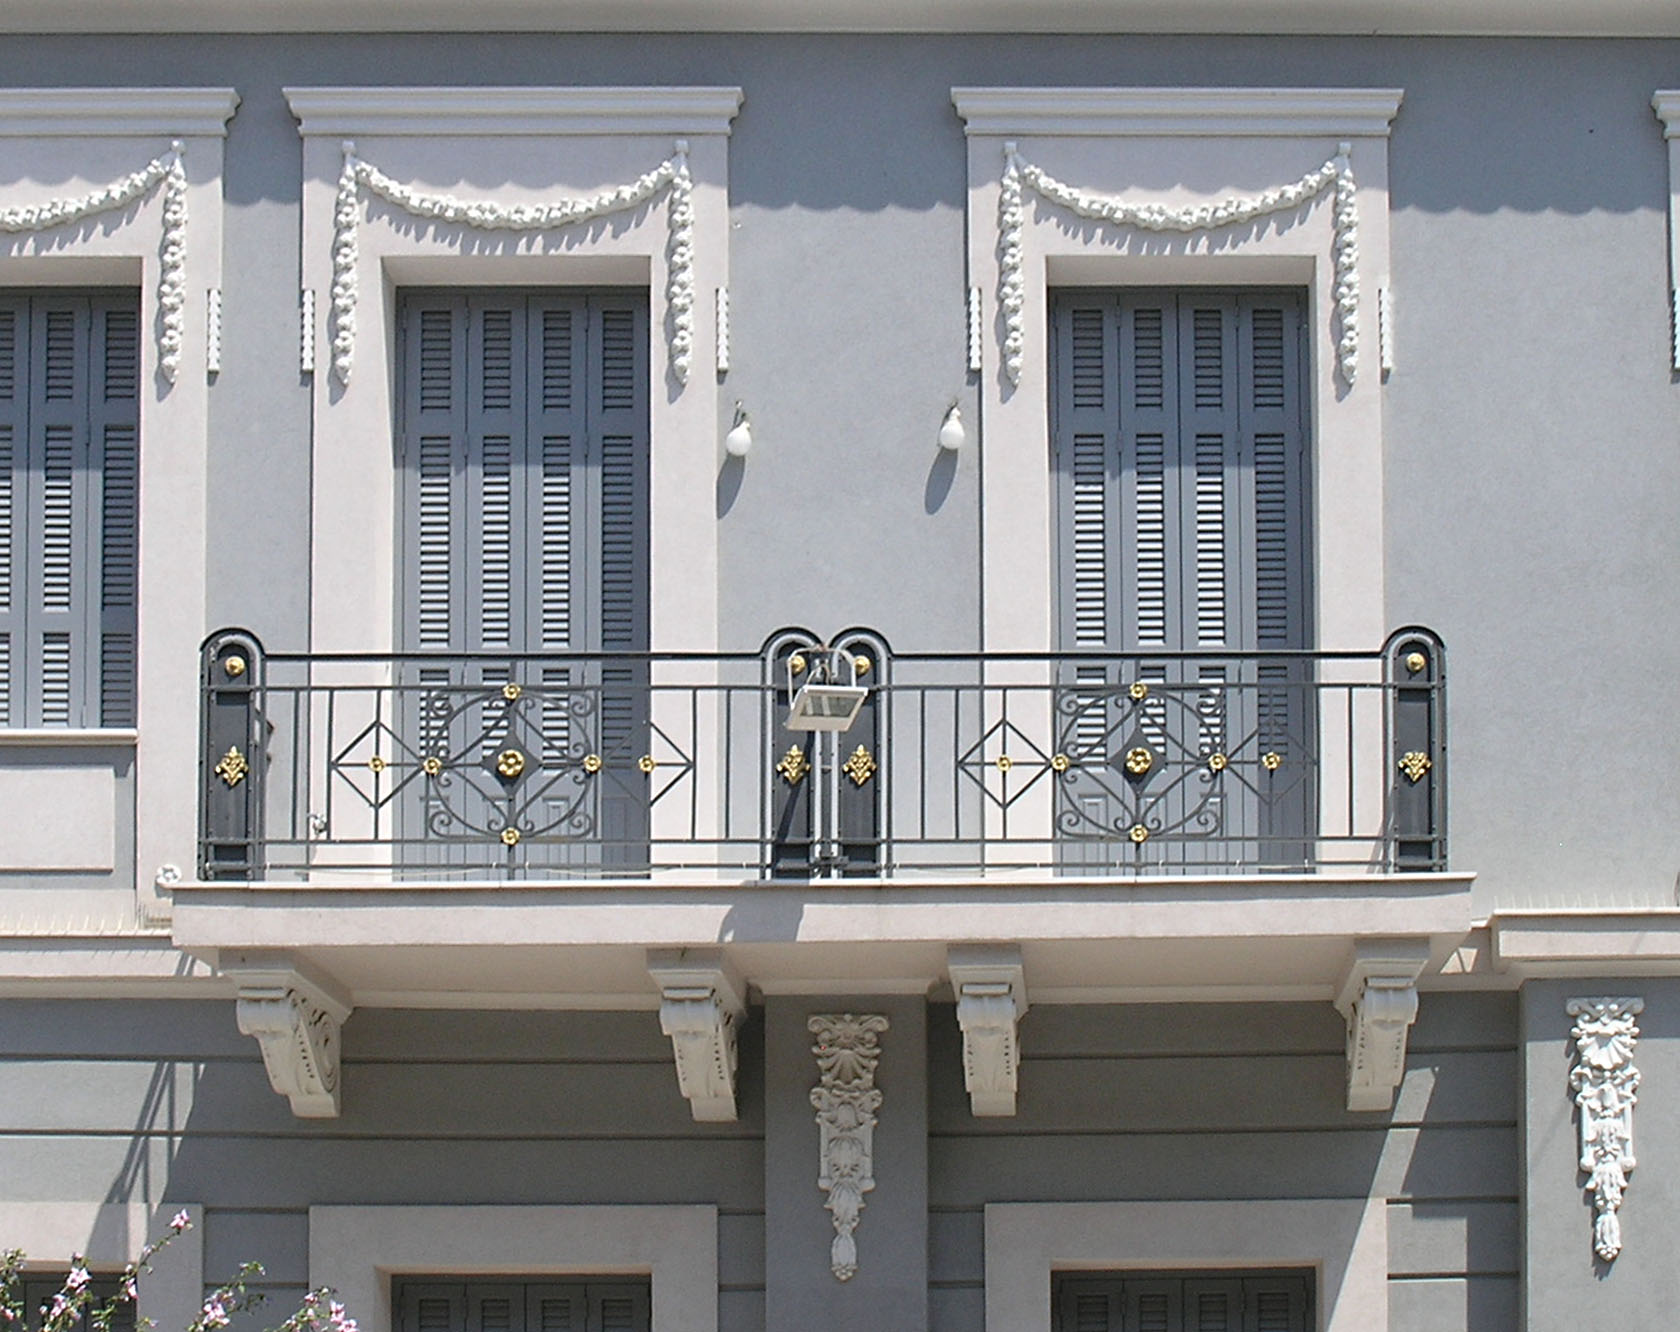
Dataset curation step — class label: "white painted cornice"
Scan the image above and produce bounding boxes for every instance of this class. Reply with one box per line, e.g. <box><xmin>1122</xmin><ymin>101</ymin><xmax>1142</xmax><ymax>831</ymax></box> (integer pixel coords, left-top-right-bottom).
<box><xmin>1491</xmin><ymin>909</ymin><xmax>1680</xmax><ymax>977</ymax></box>
<box><xmin>284</xmin><ymin>86</ymin><xmax>744</xmax><ymax>137</ymax></box>
<box><xmin>952</xmin><ymin>86</ymin><xmax>1404</xmax><ymax>137</ymax></box>
<box><xmin>0</xmin><ymin>0</ymin><xmax>1675</xmax><ymax>34</ymax></box>
<box><xmin>0</xmin><ymin>88</ymin><xmax>239</xmax><ymax>137</ymax></box>
<box><xmin>0</xmin><ymin>727</ymin><xmax>138</xmax><ymax>746</ymax></box>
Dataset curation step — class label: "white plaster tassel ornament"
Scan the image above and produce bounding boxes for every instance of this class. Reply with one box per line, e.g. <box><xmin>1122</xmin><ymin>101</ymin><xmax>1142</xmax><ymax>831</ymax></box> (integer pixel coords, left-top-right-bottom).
<box><xmin>1568</xmin><ymin>996</ymin><xmax>1643</xmax><ymax>1262</ymax></box>
<box><xmin>810</xmin><ymin>1013</ymin><xmax>888</xmax><ymax>1281</ymax></box>
<box><xmin>0</xmin><ymin>139</ymin><xmax>188</xmax><ymax>383</ymax></box>
<box><xmin>330</xmin><ymin>138</ymin><xmax>696</xmax><ymax>387</ymax></box>
<box><xmin>997</xmin><ymin>140</ymin><xmax>1361</xmax><ymax>387</ymax></box>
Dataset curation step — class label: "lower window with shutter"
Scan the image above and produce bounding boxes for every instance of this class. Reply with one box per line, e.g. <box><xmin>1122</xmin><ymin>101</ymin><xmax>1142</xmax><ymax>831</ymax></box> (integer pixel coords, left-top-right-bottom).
<box><xmin>21</xmin><ymin>1277</ymin><xmax>137</xmax><ymax>1332</ymax></box>
<box><xmin>1055</xmin><ymin>1270</ymin><xmax>1311</xmax><ymax>1332</ymax></box>
<box><xmin>396</xmin><ymin>1279</ymin><xmax>649</xmax><ymax>1332</ymax></box>
<box><xmin>0</xmin><ymin>291</ymin><xmax>140</xmax><ymax>729</ymax></box>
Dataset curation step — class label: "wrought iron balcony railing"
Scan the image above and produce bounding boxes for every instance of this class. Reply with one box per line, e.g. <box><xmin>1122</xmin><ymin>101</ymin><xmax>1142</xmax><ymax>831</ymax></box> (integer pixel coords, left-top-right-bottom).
<box><xmin>199</xmin><ymin>627</ymin><xmax>1444</xmax><ymax>881</ymax></box>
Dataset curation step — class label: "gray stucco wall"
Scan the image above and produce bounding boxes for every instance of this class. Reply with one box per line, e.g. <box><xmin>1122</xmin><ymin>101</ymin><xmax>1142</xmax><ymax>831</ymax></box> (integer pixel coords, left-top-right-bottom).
<box><xmin>0</xmin><ymin>1000</ymin><xmax>768</xmax><ymax>1332</ymax></box>
<box><xmin>0</xmin><ymin>35</ymin><xmax>1672</xmax><ymax>905</ymax></box>
<box><xmin>927</xmin><ymin>994</ymin><xmax>1521</xmax><ymax>1332</ymax></box>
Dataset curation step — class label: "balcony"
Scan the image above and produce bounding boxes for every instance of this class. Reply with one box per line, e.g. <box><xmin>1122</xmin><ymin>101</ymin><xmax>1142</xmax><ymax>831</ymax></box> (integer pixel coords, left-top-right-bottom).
<box><xmin>197</xmin><ymin>627</ymin><xmax>1445</xmax><ymax>883</ymax></box>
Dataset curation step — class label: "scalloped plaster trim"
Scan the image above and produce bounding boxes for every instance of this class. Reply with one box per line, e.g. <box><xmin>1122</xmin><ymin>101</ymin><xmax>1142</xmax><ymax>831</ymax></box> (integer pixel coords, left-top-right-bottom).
<box><xmin>997</xmin><ymin>140</ymin><xmax>1360</xmax><ymax>386</ymax></box>
<box><xmin>285</xmin><ymin>85</ymin><xmax>744</xmax><ymax>137</ymax></box>
<box><xmin>330</xmin><ymin>139</ymin><xmax>695</xmax><ymax>386</ymax></box>
<box><xmin>953</xmin><ymin>86</ymin><xmax>1404</xmax><ymax>137</ymax></box>
<box><xmin>0</xmin><ymin>141</ymin><xmax>188</xmax><ymax>382</ymax></box>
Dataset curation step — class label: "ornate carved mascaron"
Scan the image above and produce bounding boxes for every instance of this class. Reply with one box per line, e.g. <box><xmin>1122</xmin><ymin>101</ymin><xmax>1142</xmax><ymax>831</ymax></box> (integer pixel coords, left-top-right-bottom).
<box><xmin>809</xmin><ymin>1013</ymin><xmax>888</xmax><ymax>1281</ymax></box>
<box><xmin>1568</xmin><ymin>996</ymin><xmax>1643</xmax><ymax>1262</ymax></box>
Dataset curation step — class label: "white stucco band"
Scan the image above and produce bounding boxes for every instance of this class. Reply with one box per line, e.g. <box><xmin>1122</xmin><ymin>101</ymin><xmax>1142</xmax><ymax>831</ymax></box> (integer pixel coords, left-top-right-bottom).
<box><xmin>285</xmin><ymin>86</ymin><xmax>741</xmax><ymax>660</ymax></box>
<box><xmin>0</xmin><ymin>88</ymin><xmax>239</xmax><ymax>924</ymax></box>
<box><xmin>984</xmin><ymin>1197</ymin><xmax>1387</xmax><ymax>1332</ymax></box>
<box><xmin>951</xmin><ymin>87</ymin><xmax>1402</xmax><ymax>655</ymax></box>
<box><xmin>309</xmin><ymin>1204</ymin><xmax>718</xmax><ymax>1332</ymax></box>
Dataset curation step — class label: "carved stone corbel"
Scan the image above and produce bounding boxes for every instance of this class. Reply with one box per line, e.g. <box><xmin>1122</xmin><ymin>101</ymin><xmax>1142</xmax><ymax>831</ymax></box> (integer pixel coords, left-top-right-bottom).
<box><xmin>223</xmin><ymin>957</ymin><xmax>352</xmax><ymax>1119</ymax></box>
<box><xmin>648</xmin><ymin>950</ymin><xmax>746</xmax><ymax>1123</ymax></box>
<box><xmin>948</xmin><ymin>945</ymin><xmax>1028</xmax><ymax>1117</ymax></box>
<box><xmin>1333</xmin><ymin>939</ymin><xmax>1431</xmax><ymax>1112</ymax></box>
<box><xmin>1568</xmin><ymin>996</ymin><xmax>1642</xmax><ymax>1262</ymax></box>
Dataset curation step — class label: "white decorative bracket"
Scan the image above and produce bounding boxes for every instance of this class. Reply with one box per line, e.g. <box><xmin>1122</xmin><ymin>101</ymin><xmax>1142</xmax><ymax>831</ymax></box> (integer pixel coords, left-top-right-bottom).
<box><xmin>648</xmin><ymin>950</ymin><xmax>746</xmax><ymax>1123</ymax></box>
<box><xmin>224</xmin><ymin>957</ymin><xmax>352</xmax><ymax>1119</ymax></box>
<box><xmin>810</xmin><ymin>1013</ymin><xmax>888</xmax><ymax>1281</ymax></box>
<box><xmin>948</xmin><ymin>945</ymin><xmax>1028</xmax><ymax>1117</ymax></box>
<box><xmin>1333</xmin><ymin>939</ymin><xmax>1430</xmax><ymax>1112</ymax></box>
<box><xmin>1568</xmin><ymin>996</ymin><xmax>1642</xmax><ymax>1262</ymax></box>
<box><xmin>1652</xmin><ymin>94</ymin><xmax>1680</xmax><ymax>368</ymax></box>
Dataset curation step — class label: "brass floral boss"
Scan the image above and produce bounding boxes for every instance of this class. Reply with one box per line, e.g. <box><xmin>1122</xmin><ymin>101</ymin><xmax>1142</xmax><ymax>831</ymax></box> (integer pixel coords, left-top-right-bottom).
<box><xmin>1128</xmin><ymin>681</ymin><xmax>1149</xmax><ymax>701</ymax></box>
<box><xmin>638</xmin><ymin>754</ymin><xmax>657</xmax><ymax>774</ymax></box>
<box><xmin>501</xmin><ymin>682</ymin><xmax>522</xmax><ymax>702</ymax></box>
<box><xmin>1398</xmin><ymin>751</ymin><xmax>1433</xmax><ymax>783</ymax></box>
<box><xmin>843</xmin><ymin>745</ymin><xmax>877</xmax><ymax>786</ymax></box>
<box><xmin>422</xmin><ymin>756</ymin><xmax>443</xmax><ymax>777</ymax></box>
<box><xmin>496</xmin><ymin>749</ymin><xmax>526</xmax><ymax>779</ymax></box>
<box><xmin>1261</xmin><ymin>752</ymin><xmax>1283</xmax><ymax>771</ymax></box>
<box><xmin>1404</xmin><ymin>651</ymin><xmax>1427</xmax><ymax>675</ymax></box>
<box><xmin>995</xmin><ymin>754</ymin><xmax>1013</xmax><ymax>773</ymax></box>
<box><xmin>223</xmin><ymin>655</ymin><xmax>246</xmax><ymax>679</ymax></box>
<box><xmin>582</xmin><ymin>754</ymin><xmax>603</xmax><ymax>774</ymax></box>
<box><xmin>776</xmin><ymin>744</ymin><xmax>811</xmax><ymax>785</ymax></box>
<box><xmin>214</xmin><ymin>746</ymin><xmax>248</xmax><ymax>788</ymax></box>
<box><xmin>367</xmin><ymin>754</ymin><xmax>387</xmax><ymax>775</ymax></box>
<box><xmin>1124</xmin><ymin>746</ymin><xmax>1153</xmax><ymax>776</ymax></box>
<box><xmin>789</xmin><ymin>653</ymin><xmax>807</xmax><ymax>675</ymax></box>
<box><xmin>1207</xmin><ymin>752</ymin><xmax>1229</xmax><ymax>772</ymax></box>
<box><xmin>500</xmin><ymin>827</ymin><xmax>521</xmax><ymax>846</ymax></box>
<box><xmin>1129</xmin><ymin>824</ymin><xmax>1149</xmax><ymax>844</ymax></box>
<box><xmin>1050</xmin><ymin>753</ymin><xmax>1071</xmax><ymax>772</ymax></box>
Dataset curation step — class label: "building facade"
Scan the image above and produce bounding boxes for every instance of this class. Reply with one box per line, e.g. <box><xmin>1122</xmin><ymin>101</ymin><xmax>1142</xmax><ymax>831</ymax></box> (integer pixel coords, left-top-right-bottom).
<box><xmin>1</xmin><ymin>4</ymin><xmax>1679</xmax><ymax>1329</ymax></box>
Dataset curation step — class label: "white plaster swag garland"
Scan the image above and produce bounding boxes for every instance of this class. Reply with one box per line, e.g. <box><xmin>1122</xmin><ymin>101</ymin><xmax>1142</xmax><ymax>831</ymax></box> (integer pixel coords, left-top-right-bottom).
<box><xmin>331</xmin><ymin>138</ymin><xmax>696</xmax><ymax>386</ymax></box>
<box><xmin>1568</xmin><ymin>996</ymin><xmax>1642</xmax><ymax>1262</ymax></box>
<box><xmin>0</xmin><ymin>139</ymin><xmax>189</xmax><ymax>383</ymax></box>
<box><xmin>997</xmin><ymin>140</ymin><xmax>1361</xmax><ymax>386</ymax></box>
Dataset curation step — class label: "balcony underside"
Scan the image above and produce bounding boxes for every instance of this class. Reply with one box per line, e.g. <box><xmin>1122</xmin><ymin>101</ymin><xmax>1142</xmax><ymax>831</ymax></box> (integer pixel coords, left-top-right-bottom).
<box><xmin>173</xmin><ymin>871</ymin><xmax>1474</xmax><ymax>1007</ymax></box>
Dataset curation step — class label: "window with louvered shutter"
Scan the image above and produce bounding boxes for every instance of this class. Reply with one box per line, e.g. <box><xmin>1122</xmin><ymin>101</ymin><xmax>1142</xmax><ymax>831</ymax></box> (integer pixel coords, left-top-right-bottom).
<box><xmin>1054</xmin><ymin>1272</ymin><xmax>1310</xmax><ymax>1332</ymax></box>
<box><xmin>22</xmin><ymin>1277</ymin><xmax>137</xmax><ymax>1332</ymax></box>
<box><xmin>397</xmin><ymin>291</ymin><xmax>649</xmax><ymax>657</ymax></box>
<box><xmin>395</xmin><ymin>1280</ymin><xmax>648</xmax><ymax>1332</ymax></box>
<box><xmin>0</xmin><ymin>293</ymin><xmax>139</xmax><ymax>728</ymax></box>
<box><xmin>1051</xmin><ymin>289</ymin><xmax>1311</xmax><ymax>656</ymax></box>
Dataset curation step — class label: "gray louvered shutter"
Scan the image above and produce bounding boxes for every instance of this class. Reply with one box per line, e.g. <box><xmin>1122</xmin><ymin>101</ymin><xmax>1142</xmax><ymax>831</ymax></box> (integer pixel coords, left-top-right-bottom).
<box><xmin>1128</xmin><ymin>1278</ymin><xmax>1181</xmax><ymax>1332</ymax></box>
<box><xmin>467</xmin><ymin>1286</ymin><xmax>523</xmax><ymax>1332</ymax></box>
<box><xmin>1242</xmin><ymin>1276</ymin><xmax>1308</xmax><ymax>1332</ymax></box>
<box><xmin>0</xmin><ymin>296</ymin><xmax>23</xmax><ymax>724</ymax></box>
<box><xmin>92</xmin><ymin>298</ymin><xmax>139</xmax><ymax>725</ymax></box>
<box><xmin>1183</xmin><ymin>1279</ymin><xmax>1244</xmax><ymax>1332</ymax></box>
<box><xmin>1055</xmin><ymin>1278</ymin><xmax>1123</xmax><ymax>1332</ymax></box>
<box><xmin>1052</xmin><ymin>289</ymin><xmax>1310</xmax><ymax>654</ymax></box>
<box><xmin>525</xmin><ymin>1287</ymin><xmax>586</xmax><ymax>1332</ymax></box>
<box><xmin>401</xmin><ymin>1285</ymin><xmax>465</xmax><ymax>1332</ymax></box>
<box><xmin>586</xmin><ymin>1285</ymin><xmax>648</xmax><ymax>1332</ymax></box>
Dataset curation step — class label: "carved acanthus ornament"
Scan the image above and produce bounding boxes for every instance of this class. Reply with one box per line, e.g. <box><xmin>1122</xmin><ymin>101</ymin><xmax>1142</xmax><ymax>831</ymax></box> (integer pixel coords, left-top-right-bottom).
<box><xmin>648</xmin><ymin>952</ymin><xmax>746</xmax><ymax>1123</ymax></box>
<box><xmin>948</xmin><ymin>946</ymin><xmax>1028</xmax><ymax>1117</ymax></box>
<box><xmin>810</xmin><ymin>1013</ymin><xmax>888</xmax><ymax>1281</ymax></box>
<box><xmin>0</xmin><ymin>141</ymin><xmax>189</xmax><ymax>382</ymax></box>
<box><xmin>997</xmin><ymin>141</ymin><xmax>1360</xmax><ymax>388</ymax></box>
<box><xmin>1333</xmin><ymin>940</ymin><xmax>1429</xmax><ymax>1113</ymax></box>
<box><xmin>330</xmin><ymin>139</ymin><xmax>695</xmax><ymax>386</ymax></box>
<box><xmin>1568</xmin><ymin>996</ymin><xmax>1642</xmax><ymax>1262</ymax></box>
<box><xmin>227</xmin><ymin>962</ymin><xmax>352</xmax><ymax>1119</ymax></box>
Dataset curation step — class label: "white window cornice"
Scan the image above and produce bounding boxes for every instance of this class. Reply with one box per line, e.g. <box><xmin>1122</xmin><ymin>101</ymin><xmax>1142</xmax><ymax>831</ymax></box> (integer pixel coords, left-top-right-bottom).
<box><xmin>952</xmin><ymin>86</ymin><xmax>1404</xmax><ymax>137</ymax></box>
<box><xmin>0</xmin><ymin>88</ymin><xmax>238</xmax><ymax>137</ymax></box>
<box><xmin>283</xmin><ymin>85</ymin><xmax>744</xmax><ymax>137</ymax></box>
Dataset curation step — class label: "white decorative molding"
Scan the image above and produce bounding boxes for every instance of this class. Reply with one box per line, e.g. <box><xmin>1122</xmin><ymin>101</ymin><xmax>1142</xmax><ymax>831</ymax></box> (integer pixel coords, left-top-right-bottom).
<box><xmin>284</xmin><ymin>85</ymin><xmax>745</xmax><ymax>138</ymax></box>
<box><xmin>1653</xmin><ymin>93</ymin><xmax>1680</xmax><ymax>369</ymax></box>
<box><xmin>204</xmin><ymin>286</ymin><xmax>221</xmax><ymax>374</ymax></box>
<box><xmin>0</xmin><ymin>139</ymin><xmax>189</xmax><ymax>382</ymax></box>
<box><xmin>328</xmin><ymin>138</ymin><xmax>694</xmax><ymax>386</ymax></box>
<box><xmin>300</xmin><ymin>287</ymin><xmax>317</xmax><ymax>374</ymax></box>
<box><xmin>1568</xmin><ymin>996</ymin><xmax>1642</xmax><ymax>1262</ymax></box>
<box><xmin>948</xmin><ymin>944</ymin><xmax>1028</xmax><ymax>1116</ymax></box>
<box><xmin>996</xmin><ymin>139</ymin><xmax>1360</xmax><ymax>386</ymax></box>
<box><xmin>1377</xmin><ymin>285</ymin><xmax>1394</xmax><ymax>374</ymax></box>
<box><xmin>809</xmin><ymin>1012</ymin><xmax>888</xmax><ymax>1281</ymax></box>
<box><xmin>648</xmin><ymin>950</ymin><xmax>745</xmax><ymax>1123</ymax></box>
<box><xmin>1333</xmin><ymin>939</ymin><xmax>1430</xmax><ymax>1112</ymax></box>
<box><xmin>715</xmin><ymin>286</ymin><xmax>730</xmax><ymax>374</ymax></box>
<box><xmin>966</xmin><ymin>285</ymin><xmax>982</xmax><ymax>372</ymax></box>
<box><xmin>226</xmin><ymin>959</ymin><xmax>353</xmax><ymax>1118</ymax></box>
<box><xmin>953</xmin><ymin>86</ymin><xmax>1406</xmax><ymax>138</ymax></box>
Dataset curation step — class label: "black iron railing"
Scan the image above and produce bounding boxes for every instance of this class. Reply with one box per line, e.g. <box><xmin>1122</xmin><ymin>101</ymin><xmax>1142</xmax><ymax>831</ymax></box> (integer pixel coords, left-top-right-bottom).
<box><xmin>199</xmin><ymin>627</ymin><xmax>1445</xmax><ymax>880</ymax></box>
